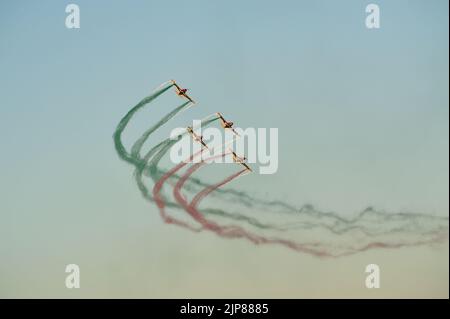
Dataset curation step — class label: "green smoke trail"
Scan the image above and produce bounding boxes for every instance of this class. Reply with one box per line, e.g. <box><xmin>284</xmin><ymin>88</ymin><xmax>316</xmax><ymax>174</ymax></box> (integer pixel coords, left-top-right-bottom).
<box><xmin>135</xmin><ymin>116</ymin><xmax>220</xmax><ymax>206</ymax></box>
<box><xmin>112</xmin><ymin>81</ymin><xmax>193</xmax><ymax>209</ymax></box>
<box><xmin>110</xmin><ymin>83</ymin><xmax>281</xmax><ymax>229</ymax></box>
<box><xmin>130</xmin><ymin>101</ymin><xmax>191</xmax><ymax>159</ymax></box>
<box><xmin>114</xmin><ymin>82</ymin><xmax>449</xmax><ymax>242</ymax></box>
<box><xmin>113</xmin><ymin>83</ymin><xmax>173</xmax><ymax>166</ymax></box>
<box><xmin>127</xmin><ymin>110</ymin><xmax>290</xmax><ymax>230</ymax></box>
<box><xmin>137</xmin><ymin>137</ymin><xmax>284</xmax><ymax>230</ymax></box>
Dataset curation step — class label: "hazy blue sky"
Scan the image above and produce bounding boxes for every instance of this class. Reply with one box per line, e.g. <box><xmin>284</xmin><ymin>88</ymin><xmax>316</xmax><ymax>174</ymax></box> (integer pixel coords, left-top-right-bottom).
<box><xmin>0</xmin><ymin>0</ymin><xmax>448</xmax><ymax>298</ymax></box>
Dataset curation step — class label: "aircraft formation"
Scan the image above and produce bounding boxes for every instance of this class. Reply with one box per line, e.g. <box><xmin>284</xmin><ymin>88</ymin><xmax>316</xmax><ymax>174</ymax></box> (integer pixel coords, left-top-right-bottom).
<box><xmin>113</xmin><ymin>79</ymin><xmax>449</xmax><ymax>257</ymax></box>
<box><xmin>172</xmin><ymin>79</ymin><xmax>252</xmax><ymax>172</ymax></box>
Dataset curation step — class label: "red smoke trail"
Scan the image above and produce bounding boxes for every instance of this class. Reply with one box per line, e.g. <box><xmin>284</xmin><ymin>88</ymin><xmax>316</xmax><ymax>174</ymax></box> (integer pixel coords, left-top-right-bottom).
<box><xmin>174</xmin><ymin>161</ymin><xmax>247</xmax><ymax>235</ymax></box>
<box><xmin>152</xmin><ymin>150</ymin><xmax>205</xmax><ymax>232</ymax></box>
<box><xmin>154</xmin><ymin>152</ymin><xmax>447</xmax><ymax>257</ymax></box>
<box><xmin>170</xmin><ymin>154</ymin><xmax>334</xmax><ymax>257</ymax></box>
<box><xmin>190</xmin><ymin>168</ymin><xmax>248</xmax><ymax>209</ymax></box>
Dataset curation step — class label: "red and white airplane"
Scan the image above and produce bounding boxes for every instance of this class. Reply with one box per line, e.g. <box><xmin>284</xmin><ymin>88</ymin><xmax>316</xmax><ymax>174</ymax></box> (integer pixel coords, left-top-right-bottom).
<box><xmin>217</xmin><ymin>112</ymin><xmax>239</xmax><ymax>136</ymax></box>
<box><xmin>187</xmin><ymin>126</ymin><xmax>208</xmax><ymax>149</ymax></box>
<box><xmin>171</xmin><ymin>80</ymin><xmax>195</xmax><ymax>103</ymax></box>
<box><xmin>229</xmin><ymin>149</ymin><xmax>252</xmax><ymax>172</ymax></box>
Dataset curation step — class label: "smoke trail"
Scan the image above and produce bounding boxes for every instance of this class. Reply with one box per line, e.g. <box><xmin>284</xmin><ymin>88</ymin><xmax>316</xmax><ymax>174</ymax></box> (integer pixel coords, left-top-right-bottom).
<box><xmin>175</xmin><ymin>176</ymin><xmax>448</xmax><ymax>237</ymax></box>
<box><xmin>166</xmin><ymin>169</ymin><xmax>449</xmax><ymax>237</ymax></box>
<box><xmin>190</xmin><ymin>169</ymin><xmax>249</xmax><ymax>210</ymax></box>
<box><xmin>170</xmin><ymin>158</ymin><xmax>334</xmax><ymax>257</ymax></box>
<box><xmin>123</xmin><ymin>104</ymin><xmax>288</xmax><ymax>232</ymax></box>
<box><xmin>137</xmin><ymin>142</ymin><xmax>447</xmax><ymax>238</ymax></box>
<box><xmin>134</xmin><ymin>116</ymin><xmax>219</xmax><ymax>201</ymax></box>
<box><xmin>113</xmin><ymin>83</ymin><xmax>173</xmax><ymax>166</ymax></box>
<box><xmin>111</xmin><ymin>82</ymin><xmax>328</xmax><ymax>241</ymax></box>
<box><xmin>130</xmin><ymin>101</ymin><xmax>191</xmax><ymax>159</ymax></box>
<box><xmin>168</xmin><ymin>157</ymin><xmax>447</xmax><ymax>257</ymax></box>
<box><xmin>111</xmin><ymin>83</ymin><xmax>277</xmax><ymax>231</ymax></box>
<box><xmin>114</xmin><ymin>81</ymin><xmax>448</xmax><ymax>257</ymax></box>
<box><xmin>110</xmin><ymin>83</ymin><xmax>407</xmax><ymax>235</ymax></box>
<box><xmin>135</xmin><ymin>136</ymin><xmax>288</xmax><ymax>230</ymax></box>
<box><xmin>152</xmin><ymin>149</ymin><xmax>205</xmax><ymax>231</ymax></box>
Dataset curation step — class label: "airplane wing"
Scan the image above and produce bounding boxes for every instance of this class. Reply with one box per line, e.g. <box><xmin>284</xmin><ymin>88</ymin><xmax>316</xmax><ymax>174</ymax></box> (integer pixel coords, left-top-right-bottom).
<box><xmin>190</xmin><ymin>132</ymin><xmax>208</xmax><ymax>149</ymax></box>
<box><xmin>183</xmin><ymin>93</ymin><xmax>195</xmax><ymax>104</ymax></box>
<box><xmin>230</xmin><ymin>128</ymin><xmax>240</xmax><ymax>137</ymax></box>
<box><xmin>200</xmin><ymin>140</ymin><xmax>209</xmax><ymax>149</ymax></box>
<box><xmin>240</xmin><ymin>162</ymin><xmax>252</xmax><ymax>172</ymax></box>
<box><xmin>171</xmin><ymin>80</ymin><xmax>181</xmax><ymax>91</ymax></box>
<box><xmin>229</xmin><ymin>149</ymin><xmax>237</xmax><ymax>159</ymax></box>
<box><xmin>194</xmin><ymin>135</ymin><xmax>209</xmax><ymax>149</ymax></box>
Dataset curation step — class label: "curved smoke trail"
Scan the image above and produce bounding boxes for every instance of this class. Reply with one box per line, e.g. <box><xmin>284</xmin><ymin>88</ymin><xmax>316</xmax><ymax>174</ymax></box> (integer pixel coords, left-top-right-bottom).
<box><xmin>114</xmin><ymin>81</ymin><xmax>449</xmax><ymax>257</ymax></box>
<box><xmin>113</xmin><ymin>82</ymin><xmax>446</xmax><ymax>236</ymax></box>
<box><xmin>113</xmin><ymin>83</ymin><xmax>174</xmax><ymax>166</ymax></box>
<box><xmin>112</xmin><ymin>82</ymin><xmax>290</xmax><ymax>230</ymax></box>
<box><xmin>163</xmin><ymin>151</ymin><xmax>447</xmax><ymax>257</ymax></box>
<box><xmin>170</xmin><ymin>156</ymin><xmax>336</xmax><ymax>257</ymax></box>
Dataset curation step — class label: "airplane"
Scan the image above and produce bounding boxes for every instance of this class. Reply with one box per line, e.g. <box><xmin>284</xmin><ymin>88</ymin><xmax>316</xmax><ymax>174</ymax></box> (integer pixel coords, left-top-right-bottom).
<box><xmin>216</xmin><ymin>112</ymin><xmax>240</xmax><ymax>136</ymax></box>
<box><xmin>187</xmin><ymin>126</ymin><xmax>209</xmax><ymax>149</ymax></box>
<box><xmin>171</xmin><ymin>80</ymin><xmax>195</xmax><ymax>104</ymax></box>
<box><xmin>229</xmin><ymin>149</ymin><xmax>252</xmax><ymax>172</ymax></box>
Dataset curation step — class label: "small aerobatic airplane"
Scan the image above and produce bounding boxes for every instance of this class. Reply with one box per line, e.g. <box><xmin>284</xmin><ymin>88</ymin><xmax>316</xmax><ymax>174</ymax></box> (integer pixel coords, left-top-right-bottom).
<box><xmin>187</xmin><ymin>126</ymin><xmax>209</xmax><ymax>149</ymax></box>
<box><xmin>216</xmin><ymin>112</ymin><xmax>239</xmax><ymax>136</ymax></box>
<box><xmin>229</xmin><ymin>149</ymin><xmax>252</xmax><ymax>172</ymax></box>
<box><xmin>171</xmin><ymin>80</ymin><xmax>195</xmax><ymax>104</ymax></box>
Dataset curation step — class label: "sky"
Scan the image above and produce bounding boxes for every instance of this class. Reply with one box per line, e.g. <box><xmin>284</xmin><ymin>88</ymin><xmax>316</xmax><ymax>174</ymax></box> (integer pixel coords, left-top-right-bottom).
<box><xmin>0</xmin><ymin>0</ymin><xmax>448</xmax><ymax>298</ymax></box>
